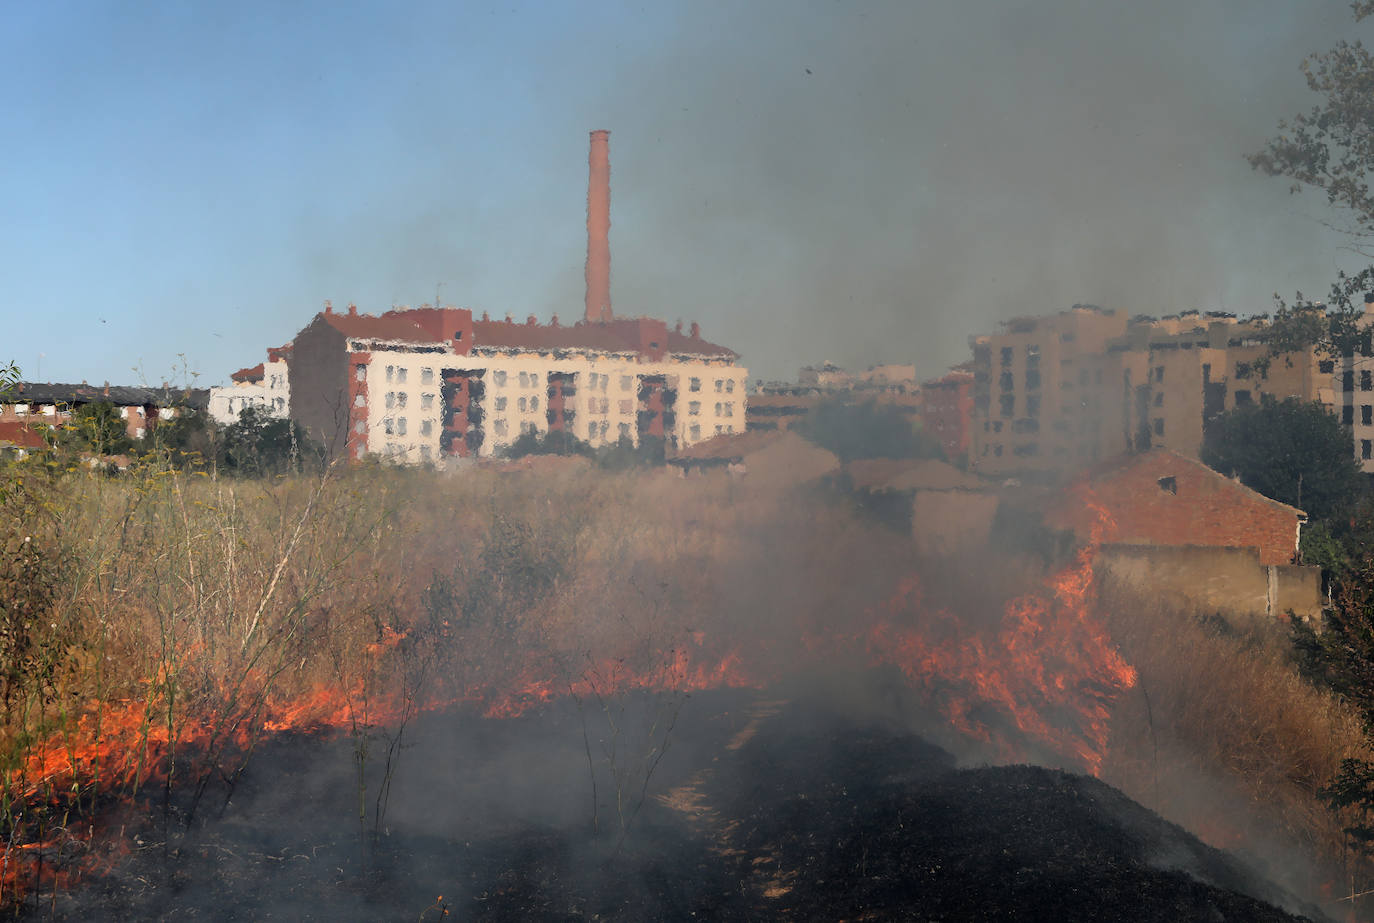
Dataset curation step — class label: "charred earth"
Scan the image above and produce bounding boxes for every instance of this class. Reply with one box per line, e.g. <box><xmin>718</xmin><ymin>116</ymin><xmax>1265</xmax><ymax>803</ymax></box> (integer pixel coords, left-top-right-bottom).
<box><xmin>24</xmin><ymin>685</ymin><xmax>1320</xmax><ymax>921</ymax></box>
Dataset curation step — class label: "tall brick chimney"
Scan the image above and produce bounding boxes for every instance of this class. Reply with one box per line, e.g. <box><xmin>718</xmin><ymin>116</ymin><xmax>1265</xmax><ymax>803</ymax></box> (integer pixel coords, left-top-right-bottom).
<box><xmin>585</xmin><ymin>129</ymin><xmax>612</xmax><ymax>324</ymax></box>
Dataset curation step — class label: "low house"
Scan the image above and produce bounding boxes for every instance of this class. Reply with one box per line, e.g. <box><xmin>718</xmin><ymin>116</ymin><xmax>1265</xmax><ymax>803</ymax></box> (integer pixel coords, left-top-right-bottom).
<box><xmin>669</xmin><ymin>430</ymin><xmax>839</xmax><ymax>487</ymax></box>
<box><xmin>845</xmin><ymin>457</ymin><xmax>998</xmax><ymax>554</ymax></box>
<box><xmin>1043</xmin><ymin>449</ymin><xmax>1319</xmax><ymax>618</ymax></box>
<box><xmin>0</xmin><ymin>382</ymin><xmax>207</xmax><ymax>448</ymax></box>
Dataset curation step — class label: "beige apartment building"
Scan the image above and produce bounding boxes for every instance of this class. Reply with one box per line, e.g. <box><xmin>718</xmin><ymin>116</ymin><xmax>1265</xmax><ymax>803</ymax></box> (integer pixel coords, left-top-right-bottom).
<box><xmin>968</xmin><ymin>304</ymin><xmax>1355</xmax><ymax>479</ymax></box>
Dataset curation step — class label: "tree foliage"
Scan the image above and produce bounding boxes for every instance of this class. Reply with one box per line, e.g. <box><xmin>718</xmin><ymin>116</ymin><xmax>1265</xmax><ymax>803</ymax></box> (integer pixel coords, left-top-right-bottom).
<box><xmin>795</xmin><ymin>398</ymin><xmax>944</xmax><ymax>464</ymax></box>
<box><xmin>60</xmin><ymin>401</ymin><xmax>131</xmax><ymax>458</ymax></box>
<box><xmin>1199</xmin><ymin>397</ymin><xmax>1363</xmax><ymax>522</ymax></box>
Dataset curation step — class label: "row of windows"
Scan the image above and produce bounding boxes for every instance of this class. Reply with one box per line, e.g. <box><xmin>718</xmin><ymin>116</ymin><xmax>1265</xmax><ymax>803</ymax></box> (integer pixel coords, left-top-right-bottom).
<box><xmin>1340</xmin><ymin>370</ymin><xmax>1374</xmax><ymax>392</ymax></box>
<box><xmin>377</xmin><ymin>417</ymin><xmax>435</xmax><ymax>438</ymax></box>
<box><xmin>1340</xmin><ymin>404</ymin><xmax>1374</xmax><ymax>425</ymax></box>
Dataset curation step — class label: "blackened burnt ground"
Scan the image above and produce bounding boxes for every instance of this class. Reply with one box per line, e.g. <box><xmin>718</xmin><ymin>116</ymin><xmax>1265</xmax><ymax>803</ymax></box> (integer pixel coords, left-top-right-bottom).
<box><xmin>28</xmin><ymin>683</ymin><xmax>1323</xmax><ymax>921</ymax></box>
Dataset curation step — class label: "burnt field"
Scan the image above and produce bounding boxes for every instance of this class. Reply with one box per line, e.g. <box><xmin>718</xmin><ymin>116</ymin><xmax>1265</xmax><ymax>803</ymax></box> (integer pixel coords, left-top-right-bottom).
<box><xmin>18</xmin><ymin>682</ymin><xmax>1323</xmax><ymax>921</ymax></box>
<box><xmin>0</xmin><ymin>464</ymin><xmax>1369</xmax><ymax>919</ymax></box>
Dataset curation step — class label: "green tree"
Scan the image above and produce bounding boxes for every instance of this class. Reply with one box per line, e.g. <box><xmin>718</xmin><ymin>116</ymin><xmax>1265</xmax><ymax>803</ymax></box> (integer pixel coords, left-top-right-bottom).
<box><xmin>61</xmin><ymin>401</ymin><xmax>131</xmax><ymax>458</ymax></box>
<box><xmin>1199</xmin><ymin>397</ymin><xmax>1363</xmax><ymax>522</ymax></box>
<box><xmin>795</xmin><ymin>398</ymin><xmax>944</xmax><ymax>465</ymax></box>
<box><xmin>220</xmin><ymin>406</ymin><xmax>322</xmax><ymax>477</ymax></box>
<box><xmin>1249</xmin><ymin>3</ymin><xmax>1374</xmax><ymax>362</ymax></box>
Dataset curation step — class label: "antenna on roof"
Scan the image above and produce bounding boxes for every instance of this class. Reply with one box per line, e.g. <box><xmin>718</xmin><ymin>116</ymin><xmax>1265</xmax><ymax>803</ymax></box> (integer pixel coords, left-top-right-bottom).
<box><xmin>435</xmin><ymin>282</ymin><xmax>444</xmax><ymax>309</ymax></box>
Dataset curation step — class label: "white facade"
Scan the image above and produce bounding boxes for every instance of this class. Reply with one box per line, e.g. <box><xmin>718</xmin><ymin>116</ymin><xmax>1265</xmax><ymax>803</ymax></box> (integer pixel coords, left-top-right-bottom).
<box><xmin>209</xmin><ymin>357</ymin><xmax>290</xmax><ymax>425</ymax></box>
<box><xmin>348</xmin><ymin>340</ymin><xmax>746</xmax><ymax>465</ymax></box>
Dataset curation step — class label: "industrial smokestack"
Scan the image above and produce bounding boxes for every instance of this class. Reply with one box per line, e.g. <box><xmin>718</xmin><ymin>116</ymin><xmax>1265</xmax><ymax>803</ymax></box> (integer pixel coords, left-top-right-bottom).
<box><xmin>585</xmin><ymin>129</ymin><xmax>612</xmax><ymax>324</ymax></box>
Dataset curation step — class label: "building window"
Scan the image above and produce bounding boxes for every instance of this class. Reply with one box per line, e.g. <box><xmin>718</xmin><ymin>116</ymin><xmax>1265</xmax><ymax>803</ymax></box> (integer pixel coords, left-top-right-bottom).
<box><xmin>1154</xmin><ymin>366</ymin><xmax>1164</xmax><ymax>383</ymax></box>
<box><xmin>354</xmin><ymin>420</ymin><xmax>365</xmax><ymax>434</ymax></box>
<box><xmin>1025</xmin><ymin>370</ymin><xmax>1041</xmax><ymax>391</ymax></box>
<box><xmin>1363</xmin><ymin>370</ymin><xmax>1372</xmax><ymax>391</ymax></box>
<box><xmin>496</xmin><ymin>396</ymin><xmax>508</xmax><ymax>411</ymax></box>
<box><xmin>421</xmin><ymin>368</ymin><xmax>434</xmax><ymax>385</ymax></box>
<box><xmin>386</xmin><ymin>365</ymin><xmax>394</xmax><ymax>383</ymax></box>
<box><xmin>1000</xmin><ymin>347</ymin><xmax>1013</xmax><ymax>367</ymax></box>
<box><xmin>1365</xmin><ymin>440</ymin><xmax>1372</xmax><ymax>460</ymax></box>
<box><xmin>420</xmin><ymin>445</ymin><xmax>432</xmax><ymax>461</ymax></box>
<box><xmin>1364</xmin><ymin>405</ymin><xmax>1372</xmax><ymax>426</ymax></box>
<box><xmin>999</xmin><ymin>371</ymin><xmax>1014</xmax><ymax>391</ymax></box>
<box><xmin>619</xmin><ymin>422</ymin><xmax>631</xmax><ymax>438</ymax></box>
<box><xmin>999</xmin><ymin>393</ymin><xmax>1015</xmax><ymax>417</ymax></box>
<box><xmin>355</xmin><ymin>365</ymin><xmax>367</xmax><ymax>382</ymax></box>
<box><xmin>530</xmin><ymin>396</ymin><xmax>539</xmax><ymax>411</ymax></box>
<box><xmin>1157</xmin><ymin>476</ymin><xmax>1177</xmax><ymax>494</ymax></box>
<box><xmin>518</xmin><ymin>397</ymin><xmax>527</xmax><ymax>412</ymax></box>
<box><xmin>383</xmin><ymin>418</ymin><xmax>394</xmax><ymax>436</ymax></box>
<box><xmin>421</xmin><ymin>419</ymin><xmax>432</xmax><ymax>436</ymax></box>
<box><xmin>493</xmin><ymin>370</ymin><xmax>507</xmax><ymax>386</ymax></box>
<box><xmin>714</xmin><ymin>402</ymin><xmax>722</xmax><ymax>415</ymax></box>
<box><xmin>1320</xmin><ymin>359</ymin><xmax>1336</xmax><ymax>374</ymax></box>
<box><xmin>1026</xmin><ymin>394</ymin><xmax>1040</xmax><ymax>418</ymax></box>
<box><xmin>726</xmin><ymin>379</ymin><xmax>735</xmax><ymax>393</ymax></box>
<box><xmin>621</xmin><ymin>375</ymin><xmax>633</xmax><ymax>390</ymax></box>
<box><xmin>494</xmin><ymin>419</ymin><xmax>508</xmax><ymax>436</ymax></box>
<box><xmin>397</xmin><ymin>417</ymin><xmax>407</xmax><ymax>436</ymax></box>
<box><xmin>724</xmin><ymin>403</ymin><xmax>734</xmax><ymax>417</ymax></box>
<box><xmin>689</xmin><ymin>401</ymin><xmax>700</xmax><ymax>415</ymax></box>
<box><xmin>714</xmin><ymin>379</ymin><xmax>723</xmax><ymax>393</ymax></box>
<box><xmin>396</xmin><ymin>392</ymin><xmax>408</xmax><ymax>409</ymax></box>
<box><xmin>1153</xmin><ymin>418</ymin><xmax>1164</xmax><ymax>437</ymax></box>
<box><xmin>1235</xmin><ymin>390</ymin><xmax>1252</xmax><ymax>406</ymax></box>
<box><xmin>519</xmin><ymin>371</ymin><xmax>529</xmax><ymax>387</ymax></box>
<box><xmin>689</xmin><ymin>377</ymin><xmax>701</xmax><ymax>392</ymax></box>
<box><xmin>689</xmin><ymin>424</ymin><xmax>701</xmax><ymax>440</ymax></box>
<box><xmin>421</xmin><ymin>393</ymin><xmax>434</xmax><ymax>411</ymax></box>
<box><xmin>1345</xmin><ymin>371</ymin><xmax>1356</xmax><ymax>392</ymax></box>
<box><xmin>385</xmin><ymin>392</ymin><xmax>396</xmax><ymax>410</ymax></box>
<box><xmin>1344</xmin><ymin>405</ymin><xmax>1356</xmax><ymax>425</ymax></box>
<box><xmin>599</xmin><ymin>375</ymin><xmax>608</xmax><ymax>392</ymax></box>
<box><xmin>1153</xmin><ymin>392</ymin><xmax>1164</xmax><ymax>407</ymax></box>
<box><xmin>354</xmin><ymin>394</ymin><xmax>366</xmax><ymax>408</ymax></box>
<box><xmin>397</xmin><ymin>368</ymin><xmax>408</xmax><ymax>384</ymax></box>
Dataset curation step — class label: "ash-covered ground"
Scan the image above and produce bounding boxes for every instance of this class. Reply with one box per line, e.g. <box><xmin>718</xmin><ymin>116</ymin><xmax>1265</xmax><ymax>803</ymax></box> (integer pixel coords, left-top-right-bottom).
<box><xmin>22</xmin><ymin>677</ymin><xmax>1326</xmax><ymax>921</ymax></box>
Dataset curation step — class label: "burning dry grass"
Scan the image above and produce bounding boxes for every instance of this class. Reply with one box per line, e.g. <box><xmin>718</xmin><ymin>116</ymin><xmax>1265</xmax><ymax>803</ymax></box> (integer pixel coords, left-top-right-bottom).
<box><xmin>0</xmin><ymin>458</ymin><xmax>1370</xmax><ymax>914</ymax></box>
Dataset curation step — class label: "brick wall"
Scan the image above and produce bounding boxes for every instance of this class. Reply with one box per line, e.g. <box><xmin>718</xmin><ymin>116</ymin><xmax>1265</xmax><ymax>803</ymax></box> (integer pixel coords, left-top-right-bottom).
<box><xmin>1045</xmin><ymin>449</ymin><xmax>1303</xmax><ymax>566</ymax></box>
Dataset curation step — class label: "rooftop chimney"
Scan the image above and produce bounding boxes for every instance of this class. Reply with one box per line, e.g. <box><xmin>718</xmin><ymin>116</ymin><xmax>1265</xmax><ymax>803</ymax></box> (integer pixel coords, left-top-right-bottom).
<box><xmin>585</xmin><ymin>130</ymin><xmax>612</xmax><ymax>324</ymax></box>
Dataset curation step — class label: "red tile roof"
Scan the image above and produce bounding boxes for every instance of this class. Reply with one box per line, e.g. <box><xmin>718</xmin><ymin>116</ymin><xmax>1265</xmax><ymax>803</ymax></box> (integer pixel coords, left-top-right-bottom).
<box><xmin>321</xmin><ymin>312</ymin><xmax>442</xmax><ymax>344</ymax></box>
<box><xmin>315</xmin><ymin>307</ymin><xmax>738</xmax><ymax>360</ymax></box>
<box><xmin>231</xmin><ymin>363</ymin><xmax>265</xmax><ymax>383</ymax></box>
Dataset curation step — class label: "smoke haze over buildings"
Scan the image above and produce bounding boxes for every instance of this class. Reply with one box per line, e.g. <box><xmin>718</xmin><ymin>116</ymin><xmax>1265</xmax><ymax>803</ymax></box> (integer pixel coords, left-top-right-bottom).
<box><xmin>2</xmin><ymin>0</ymin><xmax>1370</xmax><ymax>383</ymax></box>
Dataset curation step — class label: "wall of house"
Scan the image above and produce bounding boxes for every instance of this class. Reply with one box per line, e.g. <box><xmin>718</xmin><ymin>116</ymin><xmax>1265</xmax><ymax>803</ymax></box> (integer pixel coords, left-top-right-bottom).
<box><xmin>911</xmin><ymin>490</ymin><xmax>999</xmax><ymax>556</ymax></box>
<box><xmin>1098</xmin><ymin>544</ymin><xmax>1321</xmax><ymax>619</ymax></box>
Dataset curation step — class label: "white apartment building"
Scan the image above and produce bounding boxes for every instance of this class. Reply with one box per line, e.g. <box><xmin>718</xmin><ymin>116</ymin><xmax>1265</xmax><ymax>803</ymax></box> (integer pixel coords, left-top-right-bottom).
<box><xmin>288</xmin><ymin>305</ymin><xmax>745</xmax><ymax>465</ymax></box>
<box><xmin>209</xmin><ymin>345</ymin><xmax>292</xmax><ymax>425</ymax></box>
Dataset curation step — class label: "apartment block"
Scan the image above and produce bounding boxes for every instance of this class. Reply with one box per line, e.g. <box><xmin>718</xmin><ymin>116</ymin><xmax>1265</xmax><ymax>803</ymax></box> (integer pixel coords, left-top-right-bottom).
<box><xmin>289</xmin><ymin>304</ymin><xmax>746</xmax><ymax>465</ymax></box>
<box><xmin>968</xmin><ymin>303</ymin><xmax>1360</xmax><ymax>478</ymax></box>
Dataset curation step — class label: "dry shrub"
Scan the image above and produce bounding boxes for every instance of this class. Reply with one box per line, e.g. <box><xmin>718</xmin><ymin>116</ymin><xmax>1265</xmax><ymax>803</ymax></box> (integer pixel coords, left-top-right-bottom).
<box><xmin>1096</xmin><ymin>577</ymin><xmax>1371</xmax><ymax>897</ymax></box>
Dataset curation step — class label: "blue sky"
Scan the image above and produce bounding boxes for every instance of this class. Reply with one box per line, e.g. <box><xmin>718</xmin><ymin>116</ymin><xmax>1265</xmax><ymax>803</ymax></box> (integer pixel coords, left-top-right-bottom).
<box><xmin>3</xmin><ymin>0</ymin><xmax>1371</xmax><ymax>385</ymax></box>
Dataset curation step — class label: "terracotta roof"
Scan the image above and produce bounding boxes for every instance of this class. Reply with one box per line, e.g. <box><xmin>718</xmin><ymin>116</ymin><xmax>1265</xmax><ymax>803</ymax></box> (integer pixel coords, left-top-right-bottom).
<box><xmin>673</xmin><ymin>430</ymin><xmax>782</xmax><ymax>461</ymax></box>
<box><xmin>0</xmin><ymin>419</ymin><xmax>48</xmax><ymax>449</ymax></box>
<box><xmin>471</xmin><ymin>318</ymin><xmax>737</xmax><ymax>358</ymax></box>
<box><xmin>231</xmin><ymin>363</ymin><xmax>265</xmax><ymax>383</ymax></box>
<box><xmin>322</xmin><ymin>312</ymin><xmax>442</xmax><ymax>344</ymax></box>
<box><xmin>846</xmin><ymin>458</ymin><xmax>987</xmax><ymax>492</ymax></box>
<box><xmin>1072</xmin><ymin>448</ymin><xmax>1307</xmax><ymax>518</ymax></box>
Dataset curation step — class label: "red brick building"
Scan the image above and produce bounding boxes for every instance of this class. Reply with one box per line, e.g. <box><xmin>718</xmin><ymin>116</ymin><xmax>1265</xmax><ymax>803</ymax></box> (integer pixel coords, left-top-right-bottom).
<box><xmin>1044</xmin><ymin>449</ymin><xmax>1305</xmax><ymax>566</ymax></box>
<box><xmin>920</xmin><ymin>369</ymin><xmax>974</xmax><ymax>462</ymax></box>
